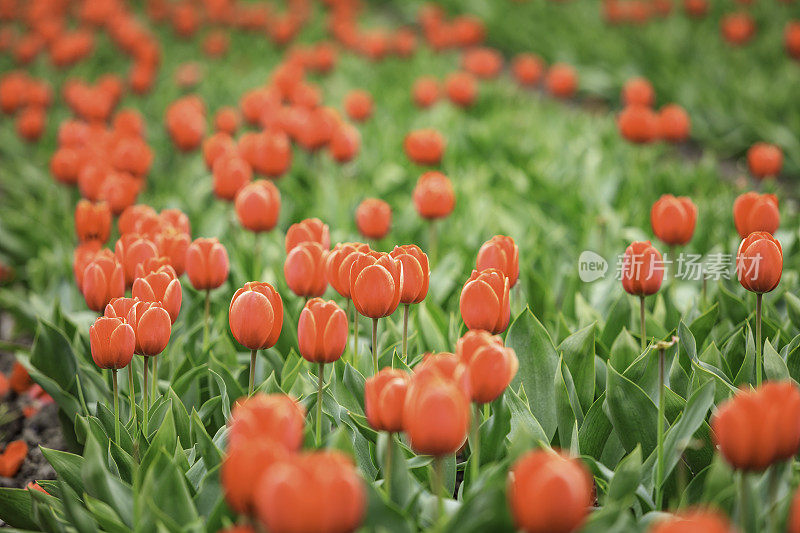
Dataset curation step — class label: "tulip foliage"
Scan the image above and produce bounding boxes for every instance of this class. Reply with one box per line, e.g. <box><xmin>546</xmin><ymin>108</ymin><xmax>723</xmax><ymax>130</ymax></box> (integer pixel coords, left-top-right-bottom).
<box><xmin>2</xmin><ymin>1</ymin><xmax>800</xmax><ymax>533</ymax></box>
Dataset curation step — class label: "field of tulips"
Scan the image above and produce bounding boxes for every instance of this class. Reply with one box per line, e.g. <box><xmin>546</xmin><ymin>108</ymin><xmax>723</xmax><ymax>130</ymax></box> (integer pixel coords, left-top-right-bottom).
<box><xmin>1</xmin><ymin>0</ymin><xmax>800</xmax><ymax>532</ymax></box>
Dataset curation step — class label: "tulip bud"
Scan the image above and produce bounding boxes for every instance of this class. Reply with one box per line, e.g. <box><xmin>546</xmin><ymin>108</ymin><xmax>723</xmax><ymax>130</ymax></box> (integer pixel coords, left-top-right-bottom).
<box><xmin>355</xmin><ymin>198</ymin><xmax>391</xmax><ymax>240</ymax></box>
<box><xmin>115</xmin><ymin>234</ymin><xmax>159</xmax><ymax>287</ymax></box>
<box><xmin>456</xmin><ymin>331</ymin><xmax>518</xmax><ymax>404</ymax></box>
<box><xmin>228</xmin><ymin>393</ymin><xmax>306</xmax><ymax>451</ymax></box>
<box><xmin>413</xmin><ymin>171</ymin><xmax>455</xmax><ymax>220</ymax></box>
<box><xmin>344</xmin><ymin>89</ymin><xmax>373</xmax><ymax>122</ymax></box>
<box><xmin>235</xmin><ymin>180</ymin><xmax>281</xmax><ymax>233</ymax></box>
<box><xmin>214</xmin><ymin>106</ymin><xmax>240</xmax><ymax>134</ymax></box>
<box><xmin>202</xmin><ymin>131</ymin><xmax>236</xmax><ymax>169</ymax></box>
<box><xmin>131</xmin><ymin>269</ymin><xmax>182</xmax><ymax>323</ymax></box>
<box><xmin>134</xmin><ymin>257</ymin><xmax>173</xmax><ymax>279</ymax></box>
<box><xmin>118</xmin><ymin>204</ymin><xmax>158</xmax><ymax>235</ymax></box>
<box><xmin>284</xmin><ymin>242</ymin><xmax>328</xmax><ymax>298</ymax></box>
<box><xmin>229</xmin><ymin>282</ymin><xmax>283</xmax><ymax>350</ymax></box>
<box><xmin>476</xmin><ymin>235</ymin><xmax>519</xmax><ymax>287</ymax></box>
<box><xmin>459</xmin><ymin>268</ymin><xmax>510</xmax><ymax>334</ymax></box>
<box><xmin>618</xmin><ymin>105</ymin><xmax>659</xmax><ymax>144</ymax></box>
<box><xmin>74</xmin><ymin>200</ymin><xmax>111</xmax><ymax>244</ymax></box>
<box><xmin>365</xmin><ymin>368</ymin><xmax>410</xmax><ymax>432</ymax></box>
<box><xmin>186</xmin><ymin>237</ymin><xmax>229</xmax><ymax>290</ymax></box>
<box><xmin>222</xmin><ymin>438</ymin><xmax>289</xmax><ymax>515</ymax></box>
<box><xmin>658</xmin><ymin>104</ymin><xmax>690</xmax><ymax>143</ymax></box>
<box><xmin>507</xmin><ymin>450</ymin><xmax>593</xmax><ymax>533</ymax></box>
<box><xmin>412</xmin><ymin>77</ymin><xmax>440</xmax><ymax>108</ymax></box>
<box><xmin>89</xmin><ymin>316</ymin><xmax>135</xmax><ymax>369</ymax></box>
<box><xmin>127</xmin><ymin>301</ymin><xmax>171</xmax><ymax>356</ymax></box>
<box><xmin>621</xmin><ymin>241</ymin><xmax>664</xmax><ymax>296</ymax></box>
<box><xmin>73</xmin><ymin>241</ymin><xmax>103</xmax><ymax>290</ymax></box>
<box><xmin>390</xmin><ymin>244</ymin><xmax>429</xmax><ymax>304</ymax></box>
<box><xmin>649</xmin><ymin>508</ymin><xmax>734</xmax><ymax>533</ymax></box>
<box><xmin>329</xmin><ymin>122</ymin><xmax>360</xmax><ymax>163</ymax></box>
<box><xmin>285</xmin><ymin>218</ymin><xmax>330</xmax><ymax>253</ymax></box>
<box><xmin>512</xmin><ymin>53</ymin><xmax>544</xmax><ymax>86</ymax></box>
<box><xmin>155</xmin><ymin>230</ymin><xmax>191</xmax><ymax>276</ymax></box>
<box><xmin>298</xmin><ymin>298</ymin><xmax>348</xmax><ymax>363</ymax></box>
<box><xmin>733</xmin><ymin>192</ymin><xmax>779</xmax><ymax>239</ymax></box>
<box><xmin>621</xmin><ymin>76</ymin><xmax>655</xmax><ymax>107</ymax></box>
<box><xmin>254</xmin><ymin>451</ymin><xmax>366</xmax><ymax>533</ymax></box>
<box><xmin>736</xmin><ymin>232</ymin><xmax>782</xmax><ymax>294</ymax></box>
<box><xmin>545</xmin><ymin>63</ymin><xmax>577</xmax><ymax>99</ymax></box>
<box><xmin>349</xmin><ymin>252</ymin><xmax>403</xmax><ymax>318</ymax></box>
<box><xmin>445</xmin><ymin>71</ymin><xmax>477</xmax><ymax>107</ymax></box>
<box><xmin>711</xmin><ymin>381</ymin><xmax>800</xmax><ymax>471</ymax></box>
<box><xmin>325</xmin><ymin>242</ymin><xmax>370</xmax><ymax>299</ymax></box>
<box><xmin>213</xmin><ymin>153</ymin><xmax>252</xmax><ymax>201</ymax></box>
<box><xmin>650</xmin><ymin>195</ymin><xmax>697</xmax><ymax>246</ymax></box>
<box><xmin>747</xmin><ymin>143</ymin><xmax>783</xmax><ymax>180</ymax></box>
<box><xmin>82</xmin><ymin>254</ymin><xmax>125</xmax><ymax>312</ymax></box>
<box><xmin>404</xmin><ymin>128</ymin><xmax>445</xmax><ymax>166</ymax></box>
<box><xmin>402</xmin><ymin>370</ymin><xmax>470</xmax><ymax>456</ymax></box>
<box><xmin>104</xmin><ymin>297</ymin><xmax>137</xmax><ymax>320</ymax></box>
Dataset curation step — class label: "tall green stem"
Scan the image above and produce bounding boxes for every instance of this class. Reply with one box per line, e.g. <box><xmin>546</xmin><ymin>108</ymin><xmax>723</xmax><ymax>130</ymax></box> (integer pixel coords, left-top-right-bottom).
<box><xmin>738</xmin><ymin>472</ymin><xmax>750</xmax><ymax>532</ymax></box>
<box><xmin>433</xmin><ymin>456</ymin><xmax>445</xmax><ymax>527</ymax></box>
<box><xmin>128</xmin><ymin>364</ymin><xmax>137</xmax><ymax>426</ymax></box>
<box><xmin>143</xmin><ymin>357</ymin><xmax>149</xmax><ymax>438</ymax></box>
<box><xmin>756</xmin><ymin>293</ymin><xmax>763</xmax><ymax>387</ymax></box>
<box><xmin>151</xmin><ymin>357</ymin><xmax>158</xmax><ymax>400</ymax></box>
<box><xmin>384</xmin><ymin>432</ymin><xmax>393</xmax><ymax>499</ymax></box>
<box><xmin>203</xmin><ymin>289</ymin><xmax>210</xmax><ymax>349</ymax></box>
<box><xmin>372</xmin><ymin>318</ymin><xmax>379</xmax><ymax>375</ymax></box>
<box><xmin>345</xmin><ymin>298</ymin><xmax>351</xmax><ymax>362</ymax></box>
<box><xmin>428</xmin><ymin>221</ymin><xmax>438</xmax><ymax>265</ymax></box>
<box><xmin>402</xmin><ymin>304</ymin><xmax>410</xmax><ymax>362</ymax></box>
<box><xmin>112</xmin><ymin>369</ymin><xmax>120</xmax><ymax>444</ymax></box>
<box><xmin>640</xmin><ymin>295</ymin><xmax>647</xmax><ymax>352</ymax></box>
<box><xmin>655</xmin><ymin>347</ymin><xmax>666</xmax><ymax>509</ymax></box>
<box><xmin>353</xmin><ymin>306</ymin><xmax>359</xmax><ymax>362</ymax></box>
<box><xmin>470</xmin><ymin>404</ymin><xmax>480</xmax><ymax>485</ymax></box>
<box><xmin>316</xmin><ymin>363</ymin><xmax>324</xmax><ymax>445</ymax></box>
<box><xmin>249</xmin><ymin>349</ymin><xmax>257</xmax><ymax>395</ymax></box>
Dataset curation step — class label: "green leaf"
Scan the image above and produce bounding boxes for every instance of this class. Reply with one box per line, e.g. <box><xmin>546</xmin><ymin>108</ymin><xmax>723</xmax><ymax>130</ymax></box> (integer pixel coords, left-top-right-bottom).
<box><xmin>601</xmin><ymin>294</ymin><xmax>632</xmax><ymax>349</ymax></box>
<box><xmin>0</xmin><ymin>488</ymin><xmax>37</xmax><ymax>529</ymax></box>
<box><xmin>506</xmin><ymin>308</ymin><xmax>559</xmax><ymax>439</ymax></box>
<box><xmin>689</xmin><ymin>304</ymin><xmax>719</xmax><ymax>351</ymax></box>
<box><xmin>140</xmin><ymin>450</ymin><xmax>200</xmax><ymax>530</ymax></box>
<box><xmin>607</xmin><ymin>446</ymin><xmax>642</xmax><ymax>504</ymax></box>
<box><xmin>376</xmin><ymin>432</ymin><xmax>415</xmax><ymax>508</ymax></box>
<box><xmin>786</xmin><ymin>293</ymin><xmax>800</xmax><ymax>332</ymax></box>
<box><xmin>362</xmin><ymin>484</ymin><xmax>414</xmax><ymax>533</ymax></box>
<box><xmin>733</xmin><ymin>326</ymin><xmax>755</xmax><ymax>386</ymax></box>
<box><xmin>505</xmin><ymin>385</ymin><xmax>548</xmax><ymax>446</ymax></box>
<box><xmin>40</xmin><ymin>447</ymin><xmax>84</xmax><ymax>496</ymax></box>
<box><xmin>764</xmin><ymin>340</ymin><xmax>790</xmax><ymax>382</ymax></box>
<box><xmin>81</xmin><ymin>432</ymin><xmax>134</xmax><ymax>528</ymax></box>
<box><xmin>30</xmin><ymin>319</ymin><xmax>77</xmax><ymax>392</ymax></box>
<box><xmin>480</xmin><ymin>394</ymin><xmax>512</xmax><ymax>464</ymax></box>
<box><xmin>578</xmin><ymin>393</ymin><xmax>612</xmax><ymax>459</ymax></box>
<box><xmin>443</xmin><ymin>463</ymin><xmax>515</xmax><ymax>533</ymax></box>
<box><xmin>605</xmin><ymin>364</ymin><xmax>657</xmax><ymax>456</ymax></box>
<box><xmin>554</xmin><ymin>358</ymin><xmax>581</xmax><ymax>447</ymax></box>
<box><xmin>558</xmin><ymin>323</ymin><xmax>596</xmax><ymax>413</ymax></box>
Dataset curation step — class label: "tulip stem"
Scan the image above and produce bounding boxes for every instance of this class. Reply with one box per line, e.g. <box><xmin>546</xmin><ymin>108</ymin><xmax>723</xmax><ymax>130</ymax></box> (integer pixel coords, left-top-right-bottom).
<box><xmin>639</xmin><ymin>295</ymin><xmax>646</xmax><ymax>352</ymax></box>
<box><xmin>384</xmin><ymin>432</ymin><xmax>393</xmax><ymax>500</ymax></box>
<box><xmin>372</xmin><ymin>318</ymin><xmax>379</xmax><ymax>375</ymax></box>
<box><xmin>316</xmin><ymin>363</ymin><xmax>324</xmax><ymax>445</ymax></box>
<box><xmin>470</xmin><ymin>404</ymin><xmax>480</xmax><ymax>486</ymax></box>
<box><xmin>433</xmin><ymin>456</ymin><xmax>445</xmax><ymax>527</ymax></box>
<box><xmin>402</xmin><ymin>304</ymin><xmax>410</xmax><ymax>362</ymax></box>
<box><xmin>345</xmin><ymin>298</ymin><xmax>351</xmax><ymax>362</ymax></box>
<box><xmin>112</xmin><ymin>369</ymin><xmax>120</xmax><ymax>444</ymax></box>
<box><xmin>249</xmin><ymin>349</ymin><xmax>257</xmax><ymax>396</ymax></box>
<box><xmin>203</xmin><ymin>289</ymin><xmax>211</xmax><ymax>351</ymax></box>
<box><xmin>353</xmin><ymin>306</ymin><xmax>359</xmax><ymax>363</ymax></box>
<box><xmin>428</xmin><ymin>221</ymin><xmax>438</xmax><ymax>265</ymax></box>
<box><xmin>756</xmin><ymin>293</ymin><xmax>762</xmax><ymax>387</ymax></box>
<box><xmin>767</xmin><ymin>463</ymin><xmax>781</xmax><ymax>533</ymax></box>
<box><xmin>738</xmin><ymin>472</ymin><xmax>750</xmax><ymax>531</ymax></box>
<box><xmin>128</xmin><ymin>365</ymin><xmax>137</xmax><ymax>426</ymax></box>
<box><xmin>143</xmin><ymin>357</ymin><xmax>149</xmax><ymax>439</ymax></box>
<box><xmin>655</xmin><ymin>346</ymin><xmax>666</xmax><ymax>510</ymax></box>
<box><xmin>151</xmin><ymin>357</ymin><xmax>158</xmax><ymax>400</ymax></box>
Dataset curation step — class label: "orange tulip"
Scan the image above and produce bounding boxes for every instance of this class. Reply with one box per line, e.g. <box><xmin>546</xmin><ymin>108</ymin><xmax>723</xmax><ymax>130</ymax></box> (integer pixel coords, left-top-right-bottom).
<box><xmin>404</xmin><ymin>128</ymin><xmax>445</xmax><ymax>166</ymax></box>
<box><xmin>459</xmin><ymin>268</ymin><xmax>510</xmax><ymax>334</ymax></box>
<box><xmin>650</xmin><ymin>195</ymin><xmax>697</xmax><ymax>246</ymax></box>
<box><xmin>89</xmin><ymin>316</ymin><xmax>135</xmax><ymax>369</ymax></box>
<box><xmin>115</xmin><ymin>234</ymin><xmax>159</xmax><ymax>287</ymax></box>
<box><xmin>456</xmin><ymin>330</ymin><xmax>518</xmax><ymax>404</ymax></box>
<box><xmin>222</xmin><ymin>439</ymin><xmax>288</xmax><ymax>516</ymax></box>
<box><xmin>461</xmin><ymin>47</ymin><xmax>502</xmax><ymax>79</ymax></box>
<box><xmin>329</xmin><ymin>121</ymin><xmax>360</xmax><ymax>163</ymax></box>
<box><xmin>285</xmin><ymin>218</ymin><xmax>330</xmax><ymax>253</ymax></box>
<box><xmin>412</xmin><ymin>171</ymin><xmax>455</xmax><ymax>220</ymax></box>
<box><xmin>127</xmin><ymin>301</ymin><xmax>171</xmax><ymax>356</ymax></box>
<box><xmin>229</xmin><ymin>282</ymin><xmax>283</xmax><ymax>350</ymax></box>
<box><xmin>389</xmin><ymin>245</ymin><xmax>429</xmax><ymax>305</ymax></box>
<box><xmin>733</xmin><ymin>192</ymin><xmax>779</xmax><ymax>239</ymax></box>
<box><xmin>104</xmin><ymin>297</ymin><xmax>138</xmax><ymax>321</ymax></box>
<box><xmin>545</xmin><ymin>63</ymin><xmax>577</xmax><ymax>99</ymax></box>
<box><xmin>202</xmin><ymin>132</ymin><xmax>237</xmax><ymax>170</ymax></box>
<box><xmin>721</xmin><ymin>12</ymin><xmax>755</xmax><ymax>46</ymax></box>
<box><xmin>445</xmin><ymin>71</ymin><xmax>477</xmax><ymax>107</ymax></box>
<box><xmin>213</xmin><ymin>154</ymin><xmax>252</xmax><ymax>202</ymax></box>
<box><xmin>747</xmin><ymin>143</ymin><xmax>782</xmax><ymax>180</ymax></box>
<box><xmin>736</xmin><ymin>232</ymin><xmax>782</xmax><ymax>294</ymax></box>
<box><xmin>356</xmin><ymin>198</ymin><xmax>391</xmax><ymax>240</ymax></box>
<box><xmin>214</xmin><ymin>106</ymin><xmax>240</xmax><ymax>134</ymax></box>
<box><xmin>235</xmin><ymin>180</ymin><xmax>281</xmax><ymax>233</ymax></box>
<box><xmin>712</xmin><ymin>381</ymin><xmax>800</xmax><ymax>471</ymax></box>
<box><xmin>412</xmin><ymin>76</ymin><xmax>440</xmax><ymax>108</ymax></box>
<box><xmin>82</xmin><ymin>253</ymin><xmax>125</xmax><ymax>312</ymax></box>
<box><xmin>512</xmin><ymin>53</ymin><xmax>545</xmax><ymax>86</ymax></box>
<box><xmin>786</xmin><ymin>22</ymin><xmax>800</xmax><ymax>61</ymax></box>
<box><xmin>75</xmin><ymin>200</ymin><xmax>111</xmax><ymax>244</ymax></box>
<box><xmin>365</xmin><ymin>368</ymin><xmax>410</xmax><ymax>432</ymax></box>
<box><xmin>349</xmin><ymin>252</ymin><xmax>403</xmax><ymax>319</ymax></box>
<box><xmin>621</xmin><ymin>241</ymin><xmax>663</xmax><ymax>296</ymax></box>
<box><xmin>649</xmin><ymin>508</ymin><xmax>734</xmax><ymax>533</ymax></box>
<box><xmin>508</xmin><ymin>450</ymin><xmax>593</xmax><ymax>533</ymax></box>
<box><xmin>476</xmin><ymin>235</ymin><xmax>519</xmax><ymax>287</ymax></box>
<box><xmin>618</xmin><ymin>105</ymin><xmax>659</xmax><ymax>144</ymax></box>
<box><xmin>344</xmin><ymin>89</ymin><xmax>373</xmax><ymax>122</ymax></box>
<box><xmin>621</xmin><ymin>76</ymin><xmax>655</xmax><ymax>107</ymax></box>
<box><xmin>131</xmin><ymin>268</ymin><xmax>182</xmax><ymax>323</ymax></box>
<box><xmin>118</xmin><ymin>205</ymin><xmax>158</xmax><ymax>235</ymax></box>
<box><xmin>325</xmin><ymin>242</ymin><xmax>370</xmax><ymax>299</ymax></box>
<box><xmin>658</xmin><ymin>104</ymin><xmax>690</xmax><ymax>142</ymax></box>
<box><xmin>73</xmin><ymin>241</ymin><xmax>103</xmax><ymax>289</ymax></box>
<box><xmin>298</xmin><ymin>298</ymin><xmax>348</xmax><ymax>363</ymax></box>
<box><xmin>228</xmin><ymin>393</ymin><xmax>306</xmax><ymax>451</ymax></box>
<box><xmin>155</xmin><ymin>230</ymin><xmax>191</xmax><ymax>276</ymax></box>
<box><xmin>284</xmin><ymin>241</ymin><xmax>328</xmax><ymax>298</ymax></box>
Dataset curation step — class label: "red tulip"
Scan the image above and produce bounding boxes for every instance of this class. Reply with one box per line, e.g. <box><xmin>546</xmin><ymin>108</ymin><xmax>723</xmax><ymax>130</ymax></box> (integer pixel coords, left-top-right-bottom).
<box><xmin>721</xmin><ymin>12</ymin><xmax>755</xmax><ymax>46</ymax></box>
<box><xmin>459</xmin><ymin>268</ymin><xmax>510</xmax><ymax>334</ymax></box>
<box><xmin>456</xmin><ymin>330</ymin><xmax>518</xmax><ymax>404</ymax></box>
<box><xmin>618</xmin><ymin>105</ymin><xmax>659</xmax><ymax>144</ymax></box>
<box><xmin>298</xmin><ymin>298</ymin><xmax>348</xmax><ymax>363</ymax></box>
<box><xmin>186</xmin><ymin>238</ymin><xmax>229</xmax><ymax>290</ymax></box>
<box><xmin>390</xmin><ymin>245</ymin><xmax>429</xmax><ymax>304</ymax></box>
<box><xmin>621</xmin><ymin>76</ymin><xmax>655</xmax><ymax>107</ymax></box>
<box><xmin>476</xmin><ymin>235</ymin><xmax>519</xmax><ymax>287</ymax></box>
<box><xmin>349</xmin><ymin>252</ymin><xmax>403</xmax><ymax>318</ymax></box>
<box><xmin>329</xmin><ymin>121</ymin><xmax>360</xmax><ymax>163</ymax></box>
<box><xmin>82</xmin><ymin>253</ymin><xmax>125</xmax><ymax>312</ymax></box>
<box><xmin>650</xmin><ymin>195</ymin><xmax>697</xmax><ymax>246</ymax></box>
<box><xmin>461</xmin><ymin>47</ymin><xmax>502</xmax><ymax>79</ymax></box>
<box><xmin>621</xmin><ymin>241</ymin><xmax>664</xmax><ymax>296</ymax></box>
<box><xmin>711</xmin><ymin>381</ymin><xmax>800</xmax><ymax>471</ymax></box>
<box><xmin>344</xmin><ymin>89</ymin><xmax>373</xmax><ymax>122</ymax></box>
<box><xmin>445</xmin><ymin>71</ymin><xmax>477</xmax><ymax>108</ymax></box>
<box><xmin>131</xmin><ymin>268</ymin><xmax>182</xmax><ymax>323</ymax></box>
<box><xmin>365</xmin><ymin>368</ymin><xmax>410</xmax><ymax>432</ymax></box>
<box><xmin>736</xmin><ymin>232</ymin><xmax>782</xmax><ymax>294</ymax></box>
<box><xmin>214</xmin><ymin>106</ymin><xmax>240</xmax><ymax>134</ymax></box>
<box><xmin>228</xmin><ymin>393</ymin><xmax>306</xmax><ymax>451</ymax></box>
<box><xmin>75</xmin><ymin>200</ymin><xmax>111</xmax><ymax>244</ymax></box>
<box><xmin>285</xmin><ymin>218</ymin><xmax>330</xmax><ymax>253</ymax></box>
<box><xmin>404</xmin><ymin>128</ymin><xmax>445</xmax><ymax>166</ymax></box>
<box><xmin>508</xmin><ymin>450</ymin><xmax>593</xmax><ymax>533</ymax></box>
<box><xmin>747</xmin><ymin>143</ymin><xmax>782</xmax><ymax>180</ymax></box>
<box><xmin>73</xmin><ymin>241</ymin><xmax>104</xmax><ymax>289</ymax></box>
<box><xmin>202</xmin><ymin>132</ymin><xmax>236</xmax><ymax>169</ymax></box>
<box><xmin>213</xmin><ymin>154</ymin><xmax>252</xmax><ymax>202</ymax></box>
<box><xmin>412</xmin><ymin>77</ymin><xmax>440</xmax><ymax>108</ymax></box>
<box><xmin>325</xmin><ymin>242</ymin><xmax>370</xmax><ymax>299</ymax></box>
<box><xmin>413</xmin><ymin>171</ymin><xmax>455</xmax><ymax>220</ymax></box>
<box><xmin>115</xmin><ymin>234</ymin><xmax>159</xmax><ymax>287</ymax></box>
<box><xmin>89</xmin><ymin>316</ymin><xmax>135</xmax><ymax>369</ymax></box>
<box><xmin>254</xmin><ymin>451</ymin><xmax>366</xmax><ymax>533</ymax></box>
<box><xmin>356</xmin><ymin>198</ymin><xmax>391</xmax><ymax>240</ymax></box>
<box><xmin>229</xmin><ymin>282</ymin><xmax>283</xmax><ymax>350</ymax></box>
<box><xmin>512</xmin><ymin>53</ymin><xmax>545</xmax><ymax>86</ymax></box>
<box><xmin>733</xmin><ymin>192</ymin><xmax>779</xmax><ymax>239</ymax></box>
<box><xmin>155</xmin><ymin>230</ymin><xmax>191</xmax><ymax>276</ymax></box>
<box><xmin>658</xmin><ymin>104</ymin><xmax>690</xmax><ymax>142</ymax></box>
<box><xmin>786</xmin><ymin>21</ymin><xmax>800</xmax><ymax>61</ymax></box>
<box><xmin>284</xmin><ymin>242</ymin><xmax>328</xmax><ymax>298</ymax></box>
<box><xmin>222</xmin><ymin>439</ymin><xmax>288</xmax><ymax>516</ymax></box>
<box><xmin>545</xmin><ymin>63</ymin><xmax>577</xmax><ymax>99</ymax></box>
<box><xmin>127</xmin><ymin>301</ymin><xmax>171</xmax><ymax>356</ymax></box>
<box><xmin>235</xmin><ymin>180</ymin><xmax>281</xmax><ymax>233</ymax></box>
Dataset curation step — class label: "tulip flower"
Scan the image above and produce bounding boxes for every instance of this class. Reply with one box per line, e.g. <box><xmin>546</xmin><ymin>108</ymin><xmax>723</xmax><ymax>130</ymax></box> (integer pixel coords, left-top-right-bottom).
<box><xmin>82</xmin><ymin>253</ymin><xmax>125</xmax><ymax>312</ymax></box>
<box><xmin>253</xmin><ymin>451</ymin><xmax>366</xmax><ymax>533</ymax></box>
<box><xmin>459</xmin><ymin>268</ymin><xmax>511</xmax><ymax>334</ymax></box>
<box><xmin>222</xmin><ymin>439</ymin><xmax>288</xmax><ymax>516</ymax></box>
<box><xmin>349</xmin><ymin>252</ymin><xmax>403</xmax><ymax>373</ymax></box>
<box><xmin>74</xmin><ymin>200</ymin><xmax>111</xmax><ymax>244</ymax></box>
<box><xmin>73</xmin><ymin>242</ymin><xmax>103</xmax><ymax>290</ymax></box>
<box><xmin>412</xmin><ymin>76</ymin><xmax>440</xmax><ymax>108</ymax></box>
<box><xmin>344</xmin><ymin>89</ymin><xmax>373</xmax><ymax>122</ymax></box>
<box><xmin>214</xmin><ymin>106</ymin><xmax>240</xmax><ymax>134</ymax></box>
<box><xmin>512</xmin><ymin>53</ymin><xmax>545</xmax><ymax>86</ymax></box>
<box><xmin>737</xmin><ymin>232</ymin><xmax>782</xmax><ymax>386</ymax></box>
<box><xmin>212</xmin><ymin>153</ymin><xmax>252</xmax><ymax>202</ymax></box>
<box><xmin>230</xmin><ymin>282</ymin><xmax>283</xmax><ymax>395</ymax></box>
<box><xmin>186</xmin><ymin>237</ymin><xmax>229</xmax><ymax>349</ymax></box>
<box><xmin>445</xmin><ymin>71</ymin><xmax>477</xmax><ymax>108</ymax></box>
<box><xmin>621</xmin><ymin>241</ymin><xmax>664</xmax><ymax>350</ymax></box>
<box><xmin>404</xmin><ymin>128</ymin><xmax>445</xmax><ymax>166</ymax></box>
<box><xmin>787</xmin><ymin>22</ymin><xmax>800</xmax><ymax>61</ymax></box>
<box><xmin>119</xmin><ymin>205</ymin><xmax>158</xmax><ymax>235</ymax></box>
<box><xmin>545</xmin><ymin>63</ymin><xmax>577</xmax><ymax>99</ymax></box>
<box><xmin>90</xmin><ymin>316</ymin><xmax>135</xmax><ymax>442</ymax></box>
<box><xmin>365</xmin><ymin>367</ymin><xmax>409</xmax><ymax>498</ymax></box>
<box><xmin>649</xmin><ymin>508</ymin><xmax>734</xmax><ymax>533</ymax></box>
<box><xmin>284</xmin><ymin>241</ymin><xmax>328</xmax><ymax>299</ymax></box>
<box><xmin>389</xmin><ymin>244</ymin><xmax>429</xmax><ymax>360</ymax></box>
<box><xmin>298</xmin><ymin>298</ymin><xmax>347</xmax><ymax>441</ymax></box>
<box><xmin>413</xmin><ymin>171</ymin><xmax>455</xmax><ymax>222</ymax></box>
<box><xmin>325</xmin><ymin>242</ymin><xmax>370</xmax><ymax>359</ymax></box>
<box><xmin>721</xmin><ymin>12</ymin><xmax>755</xmax><ymax>46</ymax></box>
<box><xmin>228</xmin><ymin>393</ymin><xmax>306</xmax><ymax>451</ymax></box>
<box><xmin>285</xmin><ymin>218</ymin><xmax>330</xmax><ymax>253</ymax></box>
<box><xmin>507</xmin><ymin>449</ymin><xmax>593</xmax><ymax>533</ymax></box>
<box><xmin>114</xmin><ymin>234</ymin><xmax>159</xmax><ymax>288</ymax></box>
<box><xmin>202</xmin><ymin>132</ymin><xmax>236</xmax><ymax>169</ymax></box>
<box><xmin>658</xmin><ymin>104</ymin><xmax>690</xmax><ymax>143</ymax></box>
<box><xmin>329</xmin><ymin>121</ymin><xmax>361</xmax><ymax>163</ymax></box>
<box><xmin>650</xmin><ymin>195</ymin><xmax>697</xmax><ymax>248</ymax></box>
<box><xmin>356</xmin><ymin>198</ymin><xmax>391</xmax><ymax>241</ymax></box>
<box><xmin>621</xmin><ymin>76</ymin><xmax>655</xmax><ymax>108</ymax></box>
<box><xmin>238</xmin><ymin>130</ymin><xmax>292</xmax><ymax>178</ymax></box>
<box><xmin>618</xmin><ymin>105</ymin><xmax>659</xmax><ymax>144</ymax></box>
<box><xmin>131</xmin><ymin>267</ymin><xmax>182</xmax><ymax>323</ymax></box>
<box><xmin>733</xmin><ymin>192</ymin><xmax>779</xmax><ymax>239</ymax></box>
<box><xmin>127</xmin><ymin>301</ymin><xmax>171</xmax><ymax>435</ymax></box>
<box><xmin>747</xmin><ymin>143</ymin><xmax>783</xmax><ymax>180</ymax></box>
<box><xmin>476</xmin><ymin>235</ymin><xmax>519</xmax><ymax>288</ymax></box>
<box><xmin>104</xmin><ymin>296</ymin><xmax>140</xmax><ymax>421</ymax></box>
